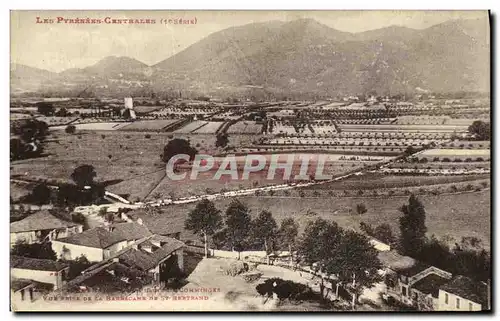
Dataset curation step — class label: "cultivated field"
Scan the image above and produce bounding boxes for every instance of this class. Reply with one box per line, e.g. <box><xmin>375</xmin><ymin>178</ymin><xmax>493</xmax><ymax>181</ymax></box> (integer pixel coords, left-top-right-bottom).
<box><xmin>416</xmin><ymin>149</ymin><xmax>490</xmax><ymax>159</ymax></box>
<box><xmin>192</xmin><ymin>121</ymin><xmax>224</xmax><ymax>134</ymax></box>
<box><xmin>226</xmin><ymin>121</ymin><xmax>263</xmax><ymax>134</ymax></box>
<box><xmin>51</xmin><ymin>122</ymin><xmax>131</xmax><ymax>131</ymax></box>
<box><xmin>119</xmin><ymin>119</ymin><xmax>180</xmax><ymax>131</ymax></box>
<box><xmin>146</xmin><ymin>190</ymin><xmax>491</xmax><ymax>249</ymax></box>
<box><xmin>174</xmin><ymin>121</ymin><xmax>208</xmax><ymax>134</ymax></box>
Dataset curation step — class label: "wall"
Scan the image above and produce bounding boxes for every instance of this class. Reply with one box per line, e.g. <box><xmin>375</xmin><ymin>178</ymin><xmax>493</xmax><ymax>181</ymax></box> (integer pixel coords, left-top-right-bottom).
<box><xmin>437</xmin><ymin>290</ymin><xmax>482</xmax><ymax>311</ymax></box>
<box><xmin>10</xmin><ymin>226</ymin><xmax>83</xmax><ymax>248</ymax></box>
<box><xmin>51</xmin><ymin>241</ymin><xmax>104</xmax><ymax>262</ymax></box>
<box><xmin>209</xmin><ymin>249</ymin><xmax>267</xmax><ymax>259</ymax></box>
<box><xmin>103</xmin><ymin>241</ymin><xmax>130</xmax><ymax>259</ymax></box>
<box><xmin>176</xmin><ymin>248</ymin><xmax>184</xmax><ymax>271</ymax></box>
<box><xmin>11</xmin><ymin>268</ymin><xmax>64</xmax><ymax>289</ymax></box>
<box><xmin>10</xmin><ymin>231</ymin><xmax>36</xmax><ymax>247</ymax></box>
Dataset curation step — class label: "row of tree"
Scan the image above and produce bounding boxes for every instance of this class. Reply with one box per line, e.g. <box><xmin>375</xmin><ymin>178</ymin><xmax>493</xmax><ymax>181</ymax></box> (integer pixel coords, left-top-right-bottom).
<box><xmin>185</xmin><ymin>198</ymin><xmax>381</xmax><ymax>308</ymax></box>
<box><xmin>398</xmin><ymin>194</ymin><xmax>490</xmax><ymax>282</ymax></box>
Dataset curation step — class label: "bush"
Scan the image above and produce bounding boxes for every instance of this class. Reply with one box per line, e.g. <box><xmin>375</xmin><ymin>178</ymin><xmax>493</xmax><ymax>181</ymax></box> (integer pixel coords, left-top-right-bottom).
<box><xmin>145</xmin><ymin>134</ymin><xmax>151</xmax><ymax>139</ymax></box>
<box><xmin>356</xmin><ymin>203</ymin><xmax>367</xmax><ymax>215</ymax></box>
<box><xmin>256</xmin><ymin>278</ymin><xmax>316</xmax><ymax>301</ymax></box>
<box><xmin>65</xmin><ymin>125</ymin><xmax>76</xmax><ymax>134</ymax></box>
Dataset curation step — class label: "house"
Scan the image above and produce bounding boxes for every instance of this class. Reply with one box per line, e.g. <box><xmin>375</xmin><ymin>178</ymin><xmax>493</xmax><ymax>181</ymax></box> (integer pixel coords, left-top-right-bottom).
<box><xmin>410</xmin><ymin>273</ymin><xmax>452</xmax><ymax>310</ymax></box>
<box><xmin>379</xmin><ymin>251</ymin><xmax>452</xmax><ymax>308</ymax></box>
<box><xmin>64</xmin><ymin>235</ymin><xmax>185</xmax><ymax>292</ymax></box>
<box><xmin>11</xmin><ymin>278</ymin><xmax>36</xmax><ymax>302</ymax></box>
<box><xmin>121</xmin><ymin>209</ymin><xmax>185</xmax><ymax>240</ymax></box>
<box><xmin>51</xmin><ymin>222</ymin><xmax>152</xmax><ymax>262</ymax></box>
<box><xmin>11</xmin><ymin>255</ymin><xmax>69</xmax><ymax>290</ymax></box>
<box><xmin>64</xmin><ymin>261</ymin><xmax>151</xmax><ymax>294</ymax></box>
<box><xmin>116</xmin><ymin>235</ymin><xmax>185</xmax><ymax>285</ymax></box>
<box><xmin>10</xmin><ymin>211</ymin><xmax>83</xmax><ymax>248</ymax></box>
<box><xmin>438</xmin><ymin>276</ymin><xmax>490</xmax><ymax>311</ymax></box>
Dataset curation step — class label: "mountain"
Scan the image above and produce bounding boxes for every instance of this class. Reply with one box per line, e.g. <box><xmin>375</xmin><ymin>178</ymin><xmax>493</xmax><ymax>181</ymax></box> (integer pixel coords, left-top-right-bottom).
<box><xmin>10</xmin><ymin>64</ymin><xmax>58</xmax><ymax>93</ymax></box>
<box><xmin>61</xmin><ymin>56</ymin><xmax>149</xmax><ymax>79</ymax></box>
<box><xmin>11</xmin><ymin>17</ymin><xmax>490</xmax><ymax>97</ymax></box>
<box><xmin>152</xmin><ymin>17</ymin><xmax>489</xmax><ymax>97</ymax></box>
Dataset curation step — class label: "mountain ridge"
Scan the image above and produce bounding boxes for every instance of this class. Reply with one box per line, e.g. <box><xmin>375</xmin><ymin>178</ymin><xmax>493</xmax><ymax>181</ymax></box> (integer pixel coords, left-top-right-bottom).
<box><xmin>11</xmin><ymin>17</ymin><xmax>489</xmax><ymax>97</ymax></box>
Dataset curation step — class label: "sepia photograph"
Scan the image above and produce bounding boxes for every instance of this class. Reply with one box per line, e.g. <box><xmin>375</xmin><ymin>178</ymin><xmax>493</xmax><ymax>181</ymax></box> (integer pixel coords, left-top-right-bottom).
<box><xmin>9</xmin><ymin>9</ymin><xmax>491</xmax><ymax>312</ymax></box>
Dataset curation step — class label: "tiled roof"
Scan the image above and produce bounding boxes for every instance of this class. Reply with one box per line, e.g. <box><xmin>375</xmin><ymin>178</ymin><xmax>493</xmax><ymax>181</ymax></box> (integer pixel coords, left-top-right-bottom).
<box><xmin>11</xmin><ymin>278</ymin><xmax>34</xmax><ymax>292</ymax></box>
<box><xmin>55</xmin><ymin>223</ymin><xmax>152</xmax><ymax>249</ymax></box>
<box><xmin>10</xmin><ymin>211</ymin><xmax>80</xmax><ymax>233</ymax></box>
<box><xmin>117</xmin><ymin>235</ymin><xmax>185</xmax><ymax>271</ymax></box>
<box><xmin>126</xmin><ymin>210</ymin><xmax>185</xmax><ymax>236</ymax></box>
<box><xmin>440</xmin><ymin>276</ymin><xmax>489</xmax><ymax>308</ymax></box>
<box><xmin>11</xmin><ymin>255</ymin><xmax>68</xmax><ymax>272</ymax></box>
<box><xmin>412</xmin><ymin>274</ymin><xmax>451</xmax><ymax>298</ymax></box>
<box><xmin>378</xmin><ymin>250</ymin><xmax>417</xmax><ymax>271</ymax></box>
<box><xmin>66</xmin><ymin>261</ymin><xmax>151</xmax><ymax>292</ymax></box>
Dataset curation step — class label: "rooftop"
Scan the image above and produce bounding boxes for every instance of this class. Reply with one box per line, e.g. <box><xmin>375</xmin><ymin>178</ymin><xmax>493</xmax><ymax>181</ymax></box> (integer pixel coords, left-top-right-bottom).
<box><xmin>11</xmin><ymin>278</ymin><xmax>34</xmax><ymax>292</ymax></box>
<box><xmin>117</xmin><ymin>235</ymin><xmax>185</xmax><ymax>271</ymax></box>
<box><xmin>11</xmin><ymin>255</ymin><xmax>68</xmax><ymax>272</ymax></box>
<box><xmin>412</xmin><ymin>273</ymin><xmax>451</xmax><ymax>298</ymax></box>
<box><xmin>126</xmin><ymin>209</ymin><xmax>186</xmax><ymax>237</ymax></box>
<box><xmin>378</xmin><ymin>250</ymin><xmax>417</xmax><ymax>272</ymax></box>
<box><xmin>55</xmin><ymin>222</ymin><xmax>151</xmax><ymax>249</ymax></box>
<box><xmin>440</xmin><ymin>275</ymin><xmax>489</xmax><ymax>308</ymax></box>
<box><xmin>10</xmin><ymin>211</ymin><xmax>80</xmax><ymax>233</ymax></box>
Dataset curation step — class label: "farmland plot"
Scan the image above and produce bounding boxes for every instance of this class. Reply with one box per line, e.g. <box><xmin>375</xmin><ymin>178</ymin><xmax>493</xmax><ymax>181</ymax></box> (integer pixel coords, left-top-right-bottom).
<box><xmin>51</xmin><ymin>122</ymin><xmax>131</xmax><ymax>131</ymax></box>
<box><xmin>173</xmin><ymin>121</ymin><xmax>208</xmax><ymax>134</ymax></box>
<box><xmin>119</xmin><ymin>119</ymin><xmax>180</xmax><ymax>131</ymax></box>
<box><xmin>152</xmin><ymin>190</ymin><xmax>490</xmax><ymax>248</ymax></box>
<box><xmin>192</xmin><ymin>121</ymin><xmax>224</xmax><ymax>134</ymax></box>
<box><xmin>415</xmin><ymin>149</ymin><xmax>490</xmax><ymax>160</ymax></box>
<box><xmin>338</xmin><ymin>124</ymin><xmax>469</xmax><ymax>133</ymax></box>
<box><xmin>226</xmin><ymin>121</ymin><xmax>263</xmax><ymax>134</ymax></box>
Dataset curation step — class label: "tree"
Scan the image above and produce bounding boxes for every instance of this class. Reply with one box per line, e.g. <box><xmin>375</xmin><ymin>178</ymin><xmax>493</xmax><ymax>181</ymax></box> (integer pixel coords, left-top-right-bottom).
<box><xmin>36</xmin><ymin>101</ymin><xmax>55</xmax><ymax>116</ymax></box>
<box><xmin>324</xmin><ymin>230</ymin><xmax>382</xmax><ymax>309</ymax></box>
<box><xmin>64</xmin><ymin>255</ymin><xmax>92</xmax><ymax>279</ymax></box>
<box><xmin>399</xmin><ymin>194</ymin><xmax>427</xmax><ymax>256</ymax></box>
<box><xmin>468</xmin><ymin>120</ymin><xmax>490</xmax><ymax>140</ymax></box>
<box><xmin>10</xmin><ymin>119</ymin><xmax>49</xmax><ymax>160</ymax></box>
<box><xmin>55</xmin><ymin>107</ymin><xmax>70</xmax><ymax>117</ymax></box>
<box><xmin>65</xmin><ymin>125</ymin><xmax>76</xmax><ymax>134</ymax></box>
<box><xmin>215</xmin><ymin>133</ymin><xmax>229</xmax><ymax>148</ymax></box>
<box><xmin>185</xmin><ymin>199</ymin><xmax>223</xmax><ymax>258</ymax></box>
<box><xmin>297</xmin><ymin>218</ymin><xmax>343</xmax><ymax>299</ymax></box>
<box><xmin>374</xmin><ymin>224</ymin><xmax>396</xmax><ymax>246</ymax></box>
<box><xmin>278</xmin><ymin>218</ymin><xmax>299</xmax><ymax>267</ymax></box>
<box><xmin>28</xmin><ymin>183</ymin><xmax>52</xmax><ymax>205</ymax></box>
<box><xmin>224</xmin><ymin>199</ymin><xmax>252</xmax><ymax>257</ymax></box>
<box><xmin>356</xmin><ymin>203</ymin><xmax>367</xmax><ymax>215</ymax></box>
<box><xmin>161</xmin><ymin>138</ymin><xmax>197</xmax><ymax>163</ymax></box>
<box><xmin>11</xmin><ymin>241</ymin><xmax>57</xmax><ymax>260</ymax></box>
<box><xmin>71</xmin><ymin>165</ymin><xmax>97</xmax><ymax>188</ymax></box>
<box><xmin>251</xmin><ymin>211</ymin><xmax>278</xmax><ymax>263</ymax></box>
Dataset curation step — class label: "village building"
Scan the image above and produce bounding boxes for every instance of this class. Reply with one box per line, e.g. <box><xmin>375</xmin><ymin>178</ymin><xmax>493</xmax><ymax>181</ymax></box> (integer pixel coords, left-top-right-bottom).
<box><xmin>11</xmin><ymin>278</ymin><xmax>37</xmax><ymax>303</ymax></box>
<box><xmin>63</xmin><ymin>235</ymin><xmax>185</xmax><ymax>292</ymax></box>
<box><xmin>10</xmin><ymin>211</ymin><xmax>83</xmax><ymax>248</ymax></box>
<box><xmin>379</xmin><ymin>250</ymin><xmax>452</xmax><ymax>308</ymax></box>
<box><xmin>11</xmin><ymin>255</ymin><xmax>70</xmax><ymax>290</ymax></box>
<box><xmin>438</xmin><ymin>276</ymin><xmax>490</xmax><ymax>311</ymax></box>
<box><xmin>51</xmin><ymin>222</ymin><xmax>152</xmax><ymax>262</ymax></box>
<box><xmin>121</xmin><ymin>210</ymin><xmax>185</xmax><ymax>240</ymax></box>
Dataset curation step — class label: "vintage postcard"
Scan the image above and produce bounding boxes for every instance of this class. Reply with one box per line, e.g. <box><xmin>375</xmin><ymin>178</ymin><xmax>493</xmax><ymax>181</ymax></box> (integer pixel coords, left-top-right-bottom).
<box><xmin>10</xmin><ymin>10</ymin><xmax>491</xmax><ymax>312</ymax></box>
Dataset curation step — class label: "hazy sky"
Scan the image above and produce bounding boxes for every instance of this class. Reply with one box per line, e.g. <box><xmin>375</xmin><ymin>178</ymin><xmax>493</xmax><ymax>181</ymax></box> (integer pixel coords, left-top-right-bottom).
<box><xmin>11</xmin><ymin>10</ymin><xmax>488</xmax><ymax>72</ymax></box>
